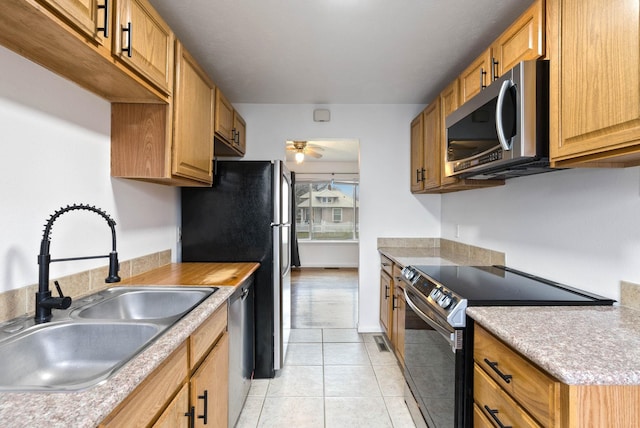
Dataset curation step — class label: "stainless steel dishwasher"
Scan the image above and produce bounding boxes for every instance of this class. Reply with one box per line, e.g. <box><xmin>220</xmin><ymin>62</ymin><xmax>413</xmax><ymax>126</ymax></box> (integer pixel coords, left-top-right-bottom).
<box><xmin>228</xmin><ymin>277</ymin><xmax>255</xmax><ymax>428</ymax></box>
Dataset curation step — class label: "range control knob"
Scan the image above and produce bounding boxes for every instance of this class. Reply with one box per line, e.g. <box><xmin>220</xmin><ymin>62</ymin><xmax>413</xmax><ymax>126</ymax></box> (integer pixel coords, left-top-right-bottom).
<box><xmin>430</xmin><ymin>287</ymin><xmax>442</xmax><ymax>300</ymax></box>
<box><xmin>437</xmin><ymin>292</ymin><xmax>453</xmax><ymax>309</ymax></box>
<box><xmin>401</xmin><ymin>267</ymin><xmax>414</xmax><ymax>281</ymax></box>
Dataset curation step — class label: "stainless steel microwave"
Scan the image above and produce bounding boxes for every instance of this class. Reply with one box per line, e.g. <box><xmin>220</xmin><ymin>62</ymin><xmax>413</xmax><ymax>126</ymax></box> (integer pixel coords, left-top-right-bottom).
<box><xmin>445</xmin><ymin>60</ymin><xmax>550</xmax><ymax>179</ymax></box>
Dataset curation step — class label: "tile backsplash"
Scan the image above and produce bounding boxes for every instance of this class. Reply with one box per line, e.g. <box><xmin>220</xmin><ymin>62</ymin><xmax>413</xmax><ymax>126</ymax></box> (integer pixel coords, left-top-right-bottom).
<box><xmin>0</xmin><ymin>249</ymin><xmax>172</xmax><ymax>323</ymax></box>
<box><xmin>621</xmin><ymin>281</ymin><xmax>640</xmax><ymax>311</ymax></box>
<box><xmin>377</xmin><ymin>237</ymin><xmax>505</xmax><ymax>266</ymax></box>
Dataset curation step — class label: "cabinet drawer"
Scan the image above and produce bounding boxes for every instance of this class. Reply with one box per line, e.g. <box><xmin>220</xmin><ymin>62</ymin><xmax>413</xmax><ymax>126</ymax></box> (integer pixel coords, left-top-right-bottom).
<box><xmin>474</xmin><ymin>364</ymin><xmax>541</xmax><ymax>428</ymax></box>
<box><xmin>190</xmin><ymin>303</ymin><xmax>227</xmax><ymax>370</ymax></box>
<box><xmin>392</xmin><ymin>264</ymin><xmax>403</xmax><ymax>286</ymax></box>
<box><xmin>101</xmin><ymin>341</ymin><xmax>188</xmax><ymax>427</ymax></box>
<box><xmin>473</xmin><ymin>402</ymin><xmax>495</xmax><ymax>428</ymax></box>
<box><xmin>380</xmin><ymin>255</ymin><xmax>393</xmax><ymax>276</ymax></box>
<box><xmin>474</xmin><ymin>325</ymin><xmax>559</xmax><ymax>426</ymax></box>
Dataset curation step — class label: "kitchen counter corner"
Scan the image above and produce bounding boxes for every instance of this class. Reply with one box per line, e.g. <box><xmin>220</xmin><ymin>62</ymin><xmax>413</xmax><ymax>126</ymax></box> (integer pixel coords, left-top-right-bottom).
<box><xmin>467</xmin><ymin>305</ymin><xmax>640</xmax><ymax>385</ymax></box>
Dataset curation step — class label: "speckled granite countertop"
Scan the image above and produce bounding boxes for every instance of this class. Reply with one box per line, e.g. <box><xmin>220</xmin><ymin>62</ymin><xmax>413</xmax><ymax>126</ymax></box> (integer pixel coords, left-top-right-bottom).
<box><xmin>0</xmin><ymin>262</ymin><xmax>259</xmax><ymax>427</ymax></box>
<box><xmin>467</xmin><ymin>306</ymin><xmax>640</xmax><ymax>385</ymax></box>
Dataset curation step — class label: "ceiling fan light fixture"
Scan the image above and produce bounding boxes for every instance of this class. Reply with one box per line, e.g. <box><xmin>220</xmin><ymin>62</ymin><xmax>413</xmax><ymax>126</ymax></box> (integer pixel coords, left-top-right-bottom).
<box><xmin>295</xmin><ymin>150</ymin><xmax>305</xmax><ymax>164</ymax></box>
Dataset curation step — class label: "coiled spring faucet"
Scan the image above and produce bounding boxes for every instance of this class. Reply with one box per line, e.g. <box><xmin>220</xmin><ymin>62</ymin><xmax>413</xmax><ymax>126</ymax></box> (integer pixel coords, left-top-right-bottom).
<box><xmin>36</xmin><ymin>204</ymin><xmax>121</xmax><ymax>323</ymax></box>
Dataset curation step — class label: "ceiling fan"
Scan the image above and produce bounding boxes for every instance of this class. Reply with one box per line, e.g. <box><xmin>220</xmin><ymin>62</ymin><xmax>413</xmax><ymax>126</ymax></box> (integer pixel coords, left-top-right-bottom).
<box><xmin>286</xmin><ymin>141</ymin><xmax>324</xmax><ymax>163</ymax></box>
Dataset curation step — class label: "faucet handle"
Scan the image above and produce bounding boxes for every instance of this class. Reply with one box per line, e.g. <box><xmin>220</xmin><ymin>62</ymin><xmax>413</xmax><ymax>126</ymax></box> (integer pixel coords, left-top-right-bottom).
<box><xmin>53</xmin><ymin>281</ymin><xmax>72</xmax><ymax>309</ymax></box>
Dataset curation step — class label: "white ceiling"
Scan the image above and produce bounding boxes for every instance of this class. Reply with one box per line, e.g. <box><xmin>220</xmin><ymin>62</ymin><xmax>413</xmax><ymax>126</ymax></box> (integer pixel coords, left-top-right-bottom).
<box><xmin>149</xmin><ymin>0</ymin><xmax>534</xmax><ymax>105</ymax></box>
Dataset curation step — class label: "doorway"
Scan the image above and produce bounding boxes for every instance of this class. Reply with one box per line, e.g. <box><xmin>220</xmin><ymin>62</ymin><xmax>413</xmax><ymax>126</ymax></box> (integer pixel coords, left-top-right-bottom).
<box><xmin>284</xmin><ymin>139</ymin><xmax>360</xmax><ymax>328</ymax></box>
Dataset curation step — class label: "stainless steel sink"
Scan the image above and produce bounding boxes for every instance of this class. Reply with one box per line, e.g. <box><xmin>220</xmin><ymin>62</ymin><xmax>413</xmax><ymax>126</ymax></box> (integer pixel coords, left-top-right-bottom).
<box><xmin>72</xmin><ymin>287</ymin><xmax>216</xmax><ymax>321</ymax></box>
<box><xmin>0</xmin><ymin>286</ymin><xmax>217</xmax><ymax>391</ymax></box>
<box><xmin>0</xmin><ymin>322</ymin><xmax>160</xmax><ymax>391</ymax></box>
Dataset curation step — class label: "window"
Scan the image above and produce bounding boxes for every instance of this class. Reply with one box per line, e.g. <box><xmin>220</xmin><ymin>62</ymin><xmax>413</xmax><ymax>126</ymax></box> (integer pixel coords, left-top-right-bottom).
<box><xmin>294</xmin><ymin>180</ymin><xmax>359</xmax><ymax>241</ymax></box>
<box><xmin>332</xmin><ymin>208</ymin><xmax>342</xmax><ymax>222</ymax></box>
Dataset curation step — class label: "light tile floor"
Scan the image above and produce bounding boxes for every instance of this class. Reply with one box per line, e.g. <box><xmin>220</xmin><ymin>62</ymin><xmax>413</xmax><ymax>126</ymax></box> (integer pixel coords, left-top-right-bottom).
<box><xmin>235</xmin><ymin>328</ymin><xmax>416</xmax><ymax>428</ymax></box>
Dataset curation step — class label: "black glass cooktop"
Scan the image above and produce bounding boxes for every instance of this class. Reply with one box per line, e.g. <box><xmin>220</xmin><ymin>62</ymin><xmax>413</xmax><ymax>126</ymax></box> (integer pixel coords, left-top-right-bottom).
<box><xmin>412</xmin><ymin>265</ymin><xmax>615</xmax><ymax>306</ymax></box>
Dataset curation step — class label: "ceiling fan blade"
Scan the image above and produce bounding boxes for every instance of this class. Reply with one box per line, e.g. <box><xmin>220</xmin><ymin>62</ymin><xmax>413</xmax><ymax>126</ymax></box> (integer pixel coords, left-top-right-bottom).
<box><xmin>307</xmin><ymin>150</ymin><xmax>323</xmax><ymax>158</ymax></box>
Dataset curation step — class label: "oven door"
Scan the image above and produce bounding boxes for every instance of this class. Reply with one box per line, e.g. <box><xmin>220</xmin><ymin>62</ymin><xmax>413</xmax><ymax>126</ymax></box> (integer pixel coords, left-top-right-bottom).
<box><xmin>403</xmin><ymin>283</ymin><xmax>466</xmax><ymax>428</ymax></box>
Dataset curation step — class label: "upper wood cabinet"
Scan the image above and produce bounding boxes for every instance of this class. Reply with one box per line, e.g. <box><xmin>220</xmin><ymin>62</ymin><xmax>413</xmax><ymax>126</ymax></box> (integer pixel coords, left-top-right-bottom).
<box><xmin>215</xmin><ymin>89</ymin><xmax>234</xmax><ymax>143</ymax></box>
<box><xmin>40</xmin><ymin>0</ymin><xmax>109</xmax><ymax>46</ymax></box>
<box><xmin>460</xmin><ymin>49</ymin><xmax>492</xmax><ymax>105</ymax></box>
<box><xmin>491</xmin><ymin>0</ymin><xmax>545</xmax><ymax>79</ymax></box>
<box><xmin>410</xmin><ymin>113</ymin><xmax>425</xmax><ymax>192</ymax></box>
<box><xmin>549</xmin><ymin>0</ymin><xmax>640</xmax><ymax>167</ymax></box>
<box><xmin>111</xmin><ymin>40</ymin><xmax>214</xmax><ymax>186</ymax></box>
<box><xmin>460</xmin><ymin>0</ymin><xmax>545</xmax><ymax>105</ymax></box>
<box><xmin>410</xmin><ymin>80</ymin><xmax>503</xmax><ymax>194</ymax></box>
<box><xmin>113</xmin><ymin>0</ymin><xmax>174</xmax><ymax>95</ymax></box>
<box><xmin>439</xmin><ymin>80</ymin><xmax>460</xmax><ymax>188</ymax></box>
<box><xmin>233</xmin><ymin>111</ymin><xmax>247</xmax><ymax>154</ymax></box>
<box><xmin>172</xmin><ymin>41</ymin><xmax>215</xmax><ymax>183</ymax></box>
<box><xmin>214</xmin><ymin>89</ymin><xmax>247</xmax><ymax>156</ymax></box>
<box><xmin>0</xmin><ymin>0</ymin><xmax>166</xmax><ymax>102</ymax></box>
<box><xmin>422</xmin><ymin>101</ymin><xmax>442</xmax><ymax>190</ymax></box>
<box><xmin>410</xmin><ymin>101</ymin><xmax>443</xmax><ymax>193</ymax></box>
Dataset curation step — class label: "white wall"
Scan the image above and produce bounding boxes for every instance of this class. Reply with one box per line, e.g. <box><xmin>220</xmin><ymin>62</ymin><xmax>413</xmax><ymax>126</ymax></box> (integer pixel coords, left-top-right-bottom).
<box><xmin>0</xmin><ymin>46</ymin><xmax>180</xmax><ymax>293</ymax></box>
<box><xmin>296</xmin><ymin>242</ymin><xmax>359</xmax><ymax>268</ymax></box>
<box><xmin>235</xmin><ymin>103</ymin><xmax>442</xmax><ymax>331</ymax></box>
<box><xmin>441</xmin><ymin>167</ymin><xmax>640</xmax><ymax>301</ymax></box>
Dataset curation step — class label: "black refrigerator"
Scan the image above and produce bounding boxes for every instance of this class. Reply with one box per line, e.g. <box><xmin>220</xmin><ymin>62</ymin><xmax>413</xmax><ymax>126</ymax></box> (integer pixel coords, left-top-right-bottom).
<box><xmin>181</xmin><ymin>160</ymin><xmax>292</xmax><ymax>379</ymax></box>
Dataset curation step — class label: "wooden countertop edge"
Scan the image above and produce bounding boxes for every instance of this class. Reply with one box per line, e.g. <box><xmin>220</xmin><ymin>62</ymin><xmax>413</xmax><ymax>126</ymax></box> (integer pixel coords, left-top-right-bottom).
<box><xmin>120</xmin><ymin>262</ymin><xmax>260</xmax><ymax>287</ymax></box>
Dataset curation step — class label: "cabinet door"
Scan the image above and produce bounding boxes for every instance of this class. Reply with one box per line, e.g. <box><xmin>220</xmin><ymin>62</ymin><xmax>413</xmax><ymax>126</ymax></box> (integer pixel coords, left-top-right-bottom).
<box><xmin>549</xmin><ymin>0</ymin><xmax>640</xmax><ymax>167</ymax></box>
<box><xmin>233</xmin><ymin>111</ymin><xmax>247</xmax><ymax>154</ymax></box>
<box><xmin>42</xmin><ymin>0</ymin><xmax>109</xmax><ymax>45</ymax></box>
<box><xmin>439</xmin><ymin>79</ymin><xmax>460</xmax><ymax>187</ymax></box>
<box><xmin>393</xmin><ymin>285</ymin><xmax>405</xmax><ymax>364</ymax></box>
<box><xmin>423</xmin><ymin>101</ymin><xmax>441</xmax><ymax>189</ymax></box>
<box><xmin>215</xmin><ymin>89</ymin><xmax>235</xmax><ymax>143</ymax></box>
<box><xmin>191</xmin><ymin>333</ymin><xmax>229</xmax><ymax>428</ymax></box>
<box><xmin>379</xmin><ymin>271</ymin><xmax>392</xmax><ymax>336</ymax></box>
<box><xmin>410</xmin><ymin>113</ymin><xmax>425</xmax><ymax>192</ymax></box>
<box><xmin>491</xmin><ymin>0</ymin><xmax>544</xmax><ymax>79</ymax></box>
<box><xmin>474</xmin><ymin>364</ymin><xmax>542</xmax><ymax>428</ymax></box>
<box><xmin>114</xmin><ymin>0</ymin><xmax>174</xmax><ymax>95</ymax></box>
<box><xmin>460</xmin><ymin>49</ymin><xmax>491</xmax><ymax>104</ymax></box>
<box><xmin>172</xmin><ymin>41</ymin><xmax>214</xmax><ymax>184</ymax></box>
<box><xmin>153</xmin><ymin>383</ymin><xmax>190</xmax><ymax>428</ymax></box>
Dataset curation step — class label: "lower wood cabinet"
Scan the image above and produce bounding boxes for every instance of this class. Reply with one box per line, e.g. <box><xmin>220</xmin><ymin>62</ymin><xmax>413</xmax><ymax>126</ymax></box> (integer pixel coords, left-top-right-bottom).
<box><xmin>379</xmin><ymin>254</ymin><xmax>406</xmax><ymax>365</ymax></box>
<box><xmin>100</xmin><ymin>341</ymin><xmax>189</xmax><ymax>428</ymax></box>
<box><xmin>474</xmin><ymin>324</ymin><xmax>640</xmax><ymax>427</ymax></box>
<box><xmin>379</xmin><ymin>270</ymin><xmax>392</xmax><ymax>336</ymax></box>
<box><xmin>391</xmin><ymin>275</ymin><xmax>405</xmax><ymax>366</ymax></box>
<box><xmin>100</xmin><ymin>304</ymin><xmax>229</xmax><ymax>428</ymax></box>
<box><xmin>474</xmin><ymin>324</ymin><xmax>559</xmax><ymax>427</ymax></box>
<box><xmin>190</xmin><ymin>333</ymin><xmax>229</xmax><ymax>428</ymax></box>
<box><xmin>153</xmin><ymin>383</ymin><xmax>190</xmax><ymax>428</ymax></box>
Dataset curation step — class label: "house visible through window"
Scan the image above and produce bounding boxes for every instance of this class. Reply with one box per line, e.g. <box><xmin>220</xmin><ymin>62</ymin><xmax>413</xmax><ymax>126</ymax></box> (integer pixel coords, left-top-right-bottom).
<box><xmin>332</xmin><ymin>208</ymin><xmax>342</xmax><ymax>222</ymax></box>
<box><xmin>295</xmin><ymin>180</ymin><xmax>359</xmax><ymax>241</ymax></box>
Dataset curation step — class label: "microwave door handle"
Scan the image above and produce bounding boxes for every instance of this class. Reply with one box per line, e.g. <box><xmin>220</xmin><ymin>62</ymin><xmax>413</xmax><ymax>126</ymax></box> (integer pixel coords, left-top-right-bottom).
<box><xmin>495</xmin><ymin>79</ymin><xmax>513</xmax><ymax>151</ymax></box>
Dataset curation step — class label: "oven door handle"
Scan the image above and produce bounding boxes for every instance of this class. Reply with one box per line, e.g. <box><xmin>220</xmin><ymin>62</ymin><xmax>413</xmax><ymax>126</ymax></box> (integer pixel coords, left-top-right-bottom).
<box><xmin>404</xmin><ymin>288</ymin><xmax>461</xmax><ymax>350</ymax></box>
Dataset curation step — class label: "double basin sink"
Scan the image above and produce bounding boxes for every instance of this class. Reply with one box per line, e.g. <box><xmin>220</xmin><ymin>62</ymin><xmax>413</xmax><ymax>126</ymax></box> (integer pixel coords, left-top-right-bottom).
<box><xmin>0</xmin><ymin>286</ymin><xmax>217</xmax><ymax>392</ymax></box>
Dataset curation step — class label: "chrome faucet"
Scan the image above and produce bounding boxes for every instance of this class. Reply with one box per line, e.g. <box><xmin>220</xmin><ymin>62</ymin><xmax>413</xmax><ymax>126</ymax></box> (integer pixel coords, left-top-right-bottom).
<box><xmin>35</xmin><ymin>204</ymin><xmax>121</xmax><ymax>323</ymax></box>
